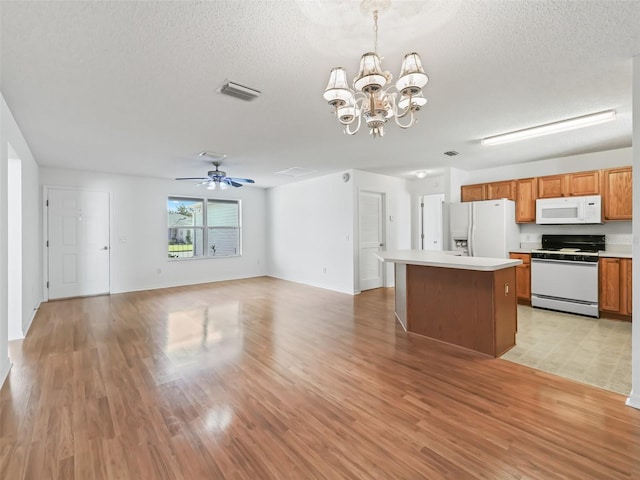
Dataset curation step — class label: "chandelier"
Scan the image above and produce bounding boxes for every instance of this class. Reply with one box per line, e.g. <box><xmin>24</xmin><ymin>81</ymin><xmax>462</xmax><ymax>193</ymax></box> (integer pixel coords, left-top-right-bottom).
<box><xmin>322</xmin><ymin>0</ymin><xmax>428</xmax><ymax>138</ymax></box>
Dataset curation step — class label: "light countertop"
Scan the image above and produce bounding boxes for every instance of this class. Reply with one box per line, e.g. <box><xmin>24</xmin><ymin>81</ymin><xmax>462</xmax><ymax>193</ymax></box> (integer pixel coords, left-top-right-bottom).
<box><xmin>377</xmin><ymin>250</ymin><xmax>522</xmax><ymax>271</ymax></box>
<box><xmin>599</xmin><ymin>251</ymin><xmax>633</xmax><ymax>259</ymax></box>
<box><xmin>509</xmin><ymin>249</ymin><xmax>632</xmax><ymax>259</ymax></box>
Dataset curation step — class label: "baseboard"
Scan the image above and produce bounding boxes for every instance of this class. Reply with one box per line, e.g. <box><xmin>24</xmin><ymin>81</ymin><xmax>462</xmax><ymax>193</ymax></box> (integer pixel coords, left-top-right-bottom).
<box><xmin>0</xmin><ymin>360</ymin><xmax>12</xmax><ymax>389</ymax></box>
<box><xmin>626</xmin><ymin>392</ymin><xmax>640</xmax><ymax>410</ymax></box>
<box><xmin>23</xmin><ymin>301</ymin><xmax>41</xmax><ymax>336</ymax></box>
<box><xmin>599</xmin><ymin>311</ymin><xmax>632</xmax><ymax>322</ymax></box>
<box><xmin>267</xmin><ymin>275</ymin><xmax>356</xmax><ymax>295</ymax></box>
<box><xmin>112</xmin><ymin>273</ymin><xmax>269</xmax><ymax>295</ymax></box>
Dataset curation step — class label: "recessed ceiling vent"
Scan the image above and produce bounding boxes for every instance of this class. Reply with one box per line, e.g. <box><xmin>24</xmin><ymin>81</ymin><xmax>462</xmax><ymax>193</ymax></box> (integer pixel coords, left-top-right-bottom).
<box><xmin>217</xmin><ymin>80</ymin><xmax>261</xmax><ymax>101</ymax></box>
<box><xmin>444</xmin><ymin>150</ymin><xmax>459</xmax><ymax>156</ymax></box>
<box><xmin>198</xmin><ymin>151</ymin><xmax>227</xmax><ymax>161</ymax></box>
<box><xmin>275</xmin><ymin>167</ymin><xmax>314</xmax><ymax>177</ymax></box>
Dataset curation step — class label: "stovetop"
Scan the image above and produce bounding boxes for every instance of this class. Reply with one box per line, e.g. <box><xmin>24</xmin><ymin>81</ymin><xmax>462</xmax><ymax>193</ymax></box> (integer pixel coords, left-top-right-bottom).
<box><xmin>531</xmin><ymin>234</ymin><xmax>605</xmax><ymax>262</ymax></box>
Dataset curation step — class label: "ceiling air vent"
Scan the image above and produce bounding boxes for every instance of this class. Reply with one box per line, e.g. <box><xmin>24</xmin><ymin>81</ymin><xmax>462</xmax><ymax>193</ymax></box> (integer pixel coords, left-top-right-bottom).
<box><xmin>217</xmin><ymin>80</ymin><xmax>261</xmax><ymax>101</ymax></box>
<box><xmin>444</xmin><ymin>151</ymin><xmax>459</xmax><ymax>156</ymax></box>
<box><xmin>275</xmin><ymin>167</ymin><xmax>314</xmax><ymax>177</ymax></box>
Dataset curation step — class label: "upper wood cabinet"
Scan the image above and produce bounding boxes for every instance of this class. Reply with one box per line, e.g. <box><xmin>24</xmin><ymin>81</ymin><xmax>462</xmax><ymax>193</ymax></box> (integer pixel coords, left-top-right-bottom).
<box><xmin>568</xmin><ymin>170</ymin><xmax>600</xmax><ymax>196</ymax></box>
<box><xmin>516</xmin><ymin>178</ymin><xmax>537</xmax><ymax>223</ymax></box>
<box><xmin>486</xmin><ymin>180</ymin><xmax>517</xmax><ymax>201</ymax></box>
<box><xmin>537</xmin><ymin>174</ymin><xmax>566</xmax><ymax>199</ymax></box>
<box><xmin>460</xmin><ymin>166</ymin><xmax>631</xmax><ymax>222</ymax></box>
<box><xmin>603</xmin><ymin>167</ymin><xmax>632</xmax><ymax>221</ymax></box>
<box><xmin>538</xmin><ymin>170</ymin><xmax>600</xmax><ymax>198</ymax></box>
<box><xmin>461</xmin><ymin>184</ymin><xmax>486</xmax><ymax>202</ymax></box>
<box><xmin>461</xmin><ymin>181</ymin><xmax>516</xmax><ymax>202</ymax></box>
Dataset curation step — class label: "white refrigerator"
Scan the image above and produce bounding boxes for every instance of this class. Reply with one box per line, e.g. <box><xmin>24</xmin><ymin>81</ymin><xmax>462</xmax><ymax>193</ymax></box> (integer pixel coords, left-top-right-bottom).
<box><xmin>449</xmin><ymin>199</ymin><xmax>520</xmax><ymax>258</ymax></box>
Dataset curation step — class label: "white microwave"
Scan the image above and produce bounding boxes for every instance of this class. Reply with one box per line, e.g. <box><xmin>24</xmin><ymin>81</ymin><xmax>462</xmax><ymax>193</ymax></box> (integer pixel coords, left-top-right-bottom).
<box><xmin>536</xmin><ymin>195</ymin><xmax>602</xmax><ymax>224</ymax></box>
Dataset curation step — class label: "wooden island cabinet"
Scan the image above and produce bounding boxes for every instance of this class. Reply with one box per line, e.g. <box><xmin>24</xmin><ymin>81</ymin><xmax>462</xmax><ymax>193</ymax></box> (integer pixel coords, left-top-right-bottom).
<box><xmin>378</xmin><ymin>250</ymin><xmax>521</xmax><ymax>358</ymax></box>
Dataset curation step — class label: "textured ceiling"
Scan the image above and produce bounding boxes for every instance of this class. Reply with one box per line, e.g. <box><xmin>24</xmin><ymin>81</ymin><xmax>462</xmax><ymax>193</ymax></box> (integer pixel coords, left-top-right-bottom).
<box><xmin>1</xmin><ymin>0</ymin><xmax>639</xmax><ymax>187</ymax></box>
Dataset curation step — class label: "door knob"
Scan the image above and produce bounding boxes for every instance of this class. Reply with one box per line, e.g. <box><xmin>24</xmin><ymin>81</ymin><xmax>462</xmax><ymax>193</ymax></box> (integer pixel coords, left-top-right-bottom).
<box><xmin>101</xmin><ymin>246</ymin><xmax>109</xmax><ymax>250</ymax></box>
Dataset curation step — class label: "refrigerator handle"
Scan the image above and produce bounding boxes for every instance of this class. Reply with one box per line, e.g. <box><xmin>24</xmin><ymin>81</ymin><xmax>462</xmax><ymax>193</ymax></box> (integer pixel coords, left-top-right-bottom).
<box><xmin>468</xmin><ymin>202</ymin><xmax>474</xmax><ymax>257</ymax></box>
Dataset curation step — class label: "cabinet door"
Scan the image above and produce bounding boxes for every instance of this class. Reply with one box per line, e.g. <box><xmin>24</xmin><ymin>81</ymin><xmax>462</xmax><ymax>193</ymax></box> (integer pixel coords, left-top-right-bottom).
<box><xmin>567</xmin><ymin>170</ymin><xmax>600</xmax><ymax>196</ymax></box>
<box><xmin>538</xmin><ymin>175</ymin><xmax>567</xmax><ymax>198</ymax></box>
<box><xmin>461</xmin><ymin>184</ymin><xmax>486</xmax><ymax>202</ymax></box>
<box><xmin>622</xmin><ymin>258</ymin><xmax>632</xmax><ymax>315</ymax></box>
<box><xmin>487</xmin><ymin>180</ymin><xmax>516</xmax><ymax>201</ymax></box>
<box><xmin>516</xmin><ymin>178</ymin><xmax>537</xmax><ymax>223</ymax></box>
<box><xmin>603</xmin><ymin>167</ymin><xmax>632</xmax><ymax>220</ymax></box>
<box><xmin>599</xmin><ymin>258</ymin><xmax>621</xmax><ymax>313</ymax></box>
<box><xmin>509</xmin><ymin>253</ymin><xmax>531</xmax><ymax>300</ymax></box>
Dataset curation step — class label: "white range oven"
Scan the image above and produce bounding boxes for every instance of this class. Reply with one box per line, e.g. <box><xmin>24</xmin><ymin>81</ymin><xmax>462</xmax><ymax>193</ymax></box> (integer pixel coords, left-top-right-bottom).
<box><xmin>530</xmin><ymin>234</ymin><xmax>605</xmax><ymax>318</ymax></box>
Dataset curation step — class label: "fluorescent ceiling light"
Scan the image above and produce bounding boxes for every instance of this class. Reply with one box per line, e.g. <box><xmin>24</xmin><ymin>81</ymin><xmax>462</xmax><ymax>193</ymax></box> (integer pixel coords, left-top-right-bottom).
<box><xmin>481</xmin><ymin>110</ymin><xmax>616</xmax><ymax>146</ymax></box>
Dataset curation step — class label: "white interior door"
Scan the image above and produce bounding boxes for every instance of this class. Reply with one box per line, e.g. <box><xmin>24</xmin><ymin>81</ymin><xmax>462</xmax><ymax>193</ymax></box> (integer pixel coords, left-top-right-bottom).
<box><xmin>420</xmin><ymin>194</ymin><xmax>444</xmax><ymax>251</ymax></box>
<box><xmin>47</xmin><ymin>188</ymin><xmax>110</xmax><ymax>299</ymax></box>
<box><xmin>359</xmin><ymin>191</ymin><xmax>384</xmax><ymax>291</ymax></box>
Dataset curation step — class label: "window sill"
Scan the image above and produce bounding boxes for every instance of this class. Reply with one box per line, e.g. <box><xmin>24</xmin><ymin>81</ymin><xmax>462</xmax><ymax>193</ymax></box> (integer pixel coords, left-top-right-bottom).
<box><xmin>168</xmin><ymin>254</ymin><xmax>241</xmax><ymax>262</ymax></box>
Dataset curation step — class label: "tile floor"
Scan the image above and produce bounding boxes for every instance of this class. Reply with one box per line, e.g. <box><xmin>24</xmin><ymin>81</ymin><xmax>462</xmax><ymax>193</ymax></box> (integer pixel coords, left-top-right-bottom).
<box><xmin>501</xmin><ymin>305</ymin><xmax>632</xmax><ymax>395</ymax></box>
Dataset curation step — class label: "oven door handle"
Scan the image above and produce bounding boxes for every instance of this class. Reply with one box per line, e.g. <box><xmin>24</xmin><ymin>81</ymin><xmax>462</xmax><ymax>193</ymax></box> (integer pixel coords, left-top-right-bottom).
<box><xmin>531</xmin><ymin>258</ymin><xmax>598</xmax><ymax>266</ymax></box>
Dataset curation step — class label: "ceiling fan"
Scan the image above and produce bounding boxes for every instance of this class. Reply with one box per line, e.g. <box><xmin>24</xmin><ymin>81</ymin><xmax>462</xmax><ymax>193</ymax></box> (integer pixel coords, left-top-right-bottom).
<box><xmin>175</xmin><ymin>161</ymin><xmax>255</xmax><ymax>190</ymax></box>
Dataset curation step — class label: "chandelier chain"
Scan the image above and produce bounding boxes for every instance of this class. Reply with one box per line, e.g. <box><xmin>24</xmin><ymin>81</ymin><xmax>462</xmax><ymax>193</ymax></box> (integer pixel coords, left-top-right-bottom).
<box><xmin>373</xmin><ymin>10</ymin><xmax>379</xmax><ymax>54</ymax></box>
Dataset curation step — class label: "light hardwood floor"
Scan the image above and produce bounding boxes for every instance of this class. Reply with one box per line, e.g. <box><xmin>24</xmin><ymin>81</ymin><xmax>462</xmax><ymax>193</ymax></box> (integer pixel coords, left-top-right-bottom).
<box><xmin>1</xmin><ymin>277</ymin><xmax>639</xmax><ymax>479</ymax></box>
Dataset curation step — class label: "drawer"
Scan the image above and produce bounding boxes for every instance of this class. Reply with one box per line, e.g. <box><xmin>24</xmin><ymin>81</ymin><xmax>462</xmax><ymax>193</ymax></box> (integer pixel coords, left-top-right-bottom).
<box><xmin>509</xmin><ymin>253</ymin><xmax>531</xmax><ymax>264</ymax></box>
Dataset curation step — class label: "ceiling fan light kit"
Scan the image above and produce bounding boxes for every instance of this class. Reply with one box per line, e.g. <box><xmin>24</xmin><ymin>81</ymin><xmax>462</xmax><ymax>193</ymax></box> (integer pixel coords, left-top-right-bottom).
<box><xmin>481</xmin><ymin>110</ymin><xmax>617</xmax><ymax>146</ymax></box>
<box><xmin>322</xmin><ymin>0</ymin><xmax>428</xmax><ymax>138</ymax></box>
<box><xmin>175</xmin><ymin>160</ymin><xmax>255</xmax><ymax>189</ymax></box>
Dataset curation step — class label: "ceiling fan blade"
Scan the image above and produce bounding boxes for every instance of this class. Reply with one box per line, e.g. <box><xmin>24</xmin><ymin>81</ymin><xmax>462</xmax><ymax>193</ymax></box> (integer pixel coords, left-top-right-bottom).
<box><xmin>226</xmin><ymin>179</ymin><xmax>243</xmax><ymax>188</ymax></box>
<box><xmin>227</xmin><ymin>177</ymin><xmax>255</xmax><ymax>184</ymax></box>
<box><xmin>175</xmin><ymin>177</ymin><xmax>210</xmax><ymax>180</ymax></box>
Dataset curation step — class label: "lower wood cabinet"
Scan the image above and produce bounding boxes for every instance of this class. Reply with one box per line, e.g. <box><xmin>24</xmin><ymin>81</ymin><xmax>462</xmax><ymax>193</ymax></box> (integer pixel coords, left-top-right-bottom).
<box><xmin>509</xmin><ymin>253</ymin><xmax>531</xmax><ymax>303</ymax></box>
<box><xmin>599</xmin><ymin>257</ymin><xmax>632</xmax><ymax>318</ymax></box>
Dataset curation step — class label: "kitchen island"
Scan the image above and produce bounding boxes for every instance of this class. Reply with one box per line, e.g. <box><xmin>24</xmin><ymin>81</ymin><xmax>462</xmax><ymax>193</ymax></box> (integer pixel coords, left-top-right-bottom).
<box><xmin>377</xmin><ymin>250</ymin><xmax>522</xmax><ymax>357</ymax></box>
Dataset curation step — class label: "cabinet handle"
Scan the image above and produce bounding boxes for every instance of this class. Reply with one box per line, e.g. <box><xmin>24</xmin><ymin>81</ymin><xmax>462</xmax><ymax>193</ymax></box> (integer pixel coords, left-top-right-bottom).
<box><xmin>505</xmin><ymin>283</ymin><xmax>509</xmax><ymax>295</ymax></box>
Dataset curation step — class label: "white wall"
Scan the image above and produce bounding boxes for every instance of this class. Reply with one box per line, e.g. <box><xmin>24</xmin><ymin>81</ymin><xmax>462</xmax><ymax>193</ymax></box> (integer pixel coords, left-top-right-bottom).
<box><xmin>0</xmin><ymin>100</ymin><xmax>8</xmax><ymax>385</ymax></box>
<box><xmin>0</xmin><ymin>92</ymin><xmax>42</xmax><ymax>385</ymax></box>
<box><xmin>7</xmin><ymin>156</ymin><xmax>22</xmax><ymax>340</ymax></box>
<box><xmin>40</xmin><ymin>168</ymin><xmax>267</xmax><ymax>294</ymax></box>
<box><xmin>462</xmin><ymin>147</ymin><xmax>632</xmax><ymax>184</ymax></box>
<box><xmin>266</xmin><ymin>169</ymin><xmax>411</xmax><ymax>294</ymax></box>
<box><xmin>629</xmin><ymin>56</ymin><xmax>639</xmax><ymax>410</ymax></box>
<box><xmin>267</xmin><ymin>171</ymin><xmax>355</xmax><ymax>294</ymax></box>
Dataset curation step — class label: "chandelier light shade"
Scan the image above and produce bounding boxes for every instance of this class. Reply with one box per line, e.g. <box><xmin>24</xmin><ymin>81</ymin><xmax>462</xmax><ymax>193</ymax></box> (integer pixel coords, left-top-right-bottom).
<box><xmin>396</xmin><ymin>53</ymin><xmax>429</xmax><ymax>95</ymax></box>
<box><xmin>322</xmin><ymin>1</ymin><xmax>428</xmax><ymax>138</ymax></box>
<box><xmin>354</xmin><ymin>52</ymin><xmax>389</xmax><ymax>93</ymax></box>
<box><xmin>323</xmin><ymin>67</ymin><xmax>353</xmax><ymax>107</ymax></box>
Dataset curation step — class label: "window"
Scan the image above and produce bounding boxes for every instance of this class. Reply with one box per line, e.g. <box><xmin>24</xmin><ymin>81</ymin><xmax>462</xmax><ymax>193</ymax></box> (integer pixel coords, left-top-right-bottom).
<box><xmin>168</xmin><ymin>197</ymin><xmax>241</xmax><ymax>259</ymax></box>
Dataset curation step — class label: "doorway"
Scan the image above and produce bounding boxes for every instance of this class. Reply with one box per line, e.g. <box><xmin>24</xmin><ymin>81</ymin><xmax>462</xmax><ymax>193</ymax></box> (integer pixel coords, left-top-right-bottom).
<box><xmin>420</xmin><ymin>193</ymin><xmax>444</xmax><ymax>251</ymax></box>
<box><xmin>45</xmin><ymin>187</ymin><xmax>110</xmax><ymax>299</ymax></box>
<box><xmin>359</xmin><ymin>190</ymin><xmax>385</xmax><ymax>291</ymax></box>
